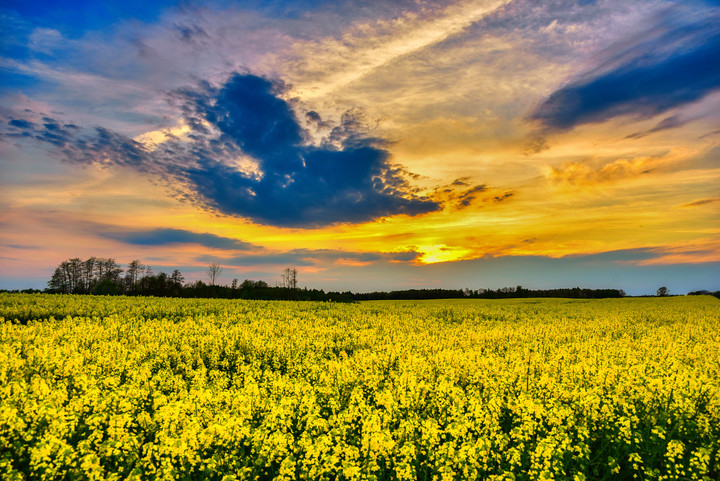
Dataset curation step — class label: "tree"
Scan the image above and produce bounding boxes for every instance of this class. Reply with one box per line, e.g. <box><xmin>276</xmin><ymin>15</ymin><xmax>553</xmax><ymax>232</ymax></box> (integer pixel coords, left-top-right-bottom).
<box><xmin>93</xmin><ymin>277</ymin><xmax>121</xmax><ymax>295</ymax></box>
<box><xmin>83</xmin><ymin>257</ymin><xmax>97</xmax><ymax>292</ymax></box>
<box><xmin>170</xmin><ymin>269</ymin><xmax>184</xmax><ymax>288</ymax></box>
<box><xmin>242</xmin><ymin>279</ymin><xmax>268</xmax><ymax>290</ymax></box>
<box><xmin>46</xmin><ymin>257</ymin><xmax>123</xmax><ymax>294</ymax></box>
<box><xmin>96</xmin><ymin>258</ymin><xmax>122</xmax><ymax>284</ymax></box>
<box><xmin>125</xmin><ymin>260</ymin><xmax>144</xmax><ymax>292</ymax></box>
<box><xmin>281</xmin><ymin>267</ymin><xmax>297</xmax><ymax>289</ymax></box>
<box><xmin>48</xmin><ymin>267</ymin><xmax>69</xmax><ymax>293</ymax></box>
<box><xmin>66</xmin><ymin>258</ymin><xmax>84</xmax><ymax>293</ymax></box>
<box><xmin>657</xmin><ymin>286</ymin><xmax>669</xmax><ymax>297</ymax></box>
<box><xmin>208</xmin><ymin>262</ymin><xmax>222</xmax><ymax>286</ymax></box>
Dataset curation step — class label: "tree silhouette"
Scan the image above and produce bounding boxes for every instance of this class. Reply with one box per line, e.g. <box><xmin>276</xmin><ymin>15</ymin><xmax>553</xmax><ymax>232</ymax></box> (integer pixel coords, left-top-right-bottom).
<box><xmin>170</xmin><ymin>269</ymin><xmax>184</xmax><ymax>288</ymax></box>
<box><xmin>208</xmin><ymin>262</ymin><xmax>223</xmax><ymax>286</ymax></box>
<box><xmin>657</xmin><ymin>286</ymin><xmax>669</xmax><ymax>297</ymax></box>
<box><xmin>281</xmin><ymin>267</ymin><xmax>297</xmax><ymax>289</ymax></box>
<box><xmin>125</xmin><ymin>260</ymin><xmax>144</xmax><ymax>292</ymax></box>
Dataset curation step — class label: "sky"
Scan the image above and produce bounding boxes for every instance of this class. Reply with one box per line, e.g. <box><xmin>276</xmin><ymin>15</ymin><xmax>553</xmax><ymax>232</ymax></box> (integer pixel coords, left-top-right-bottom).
<box><xmin>1</xmin><ymin>0</ymin><xmax>718</xmax><ymax>295</ymax></box>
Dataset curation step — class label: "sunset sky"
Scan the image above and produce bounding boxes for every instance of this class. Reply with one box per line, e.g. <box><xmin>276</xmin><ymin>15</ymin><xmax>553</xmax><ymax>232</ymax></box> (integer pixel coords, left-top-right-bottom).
<box><xmin>1</xmin><ymin>0</ymin><xmax>718</xmax><ymax>294</ymax></box>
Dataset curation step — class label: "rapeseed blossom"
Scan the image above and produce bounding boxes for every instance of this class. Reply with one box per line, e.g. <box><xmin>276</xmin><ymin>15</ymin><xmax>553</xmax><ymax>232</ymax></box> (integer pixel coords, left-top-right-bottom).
<box><xmin>0</xmin><ymin>294</ymin><xmax>718</xmax><ymax>479</ymax></box>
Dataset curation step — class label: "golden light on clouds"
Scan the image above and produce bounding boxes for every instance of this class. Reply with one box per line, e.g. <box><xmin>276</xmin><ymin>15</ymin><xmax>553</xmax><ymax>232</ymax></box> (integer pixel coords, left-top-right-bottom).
<box><xmin>1</xmin><ymin>0</ymin><xmax>719</xmax><ymax>293</ymax></box>
<box><xmin>133</xmin><ymin>122</ymin><xmax>193</xmax><ymax>146</ymax></box>
<box><xmin>284</xmin><ymin>0</ymin><xmax>513</xmax><ymax>100</ymax></box>
<box><xmin>413</xmin><ymin>244</ymin><xmax>476</xmax><ymax>264</ymax></box>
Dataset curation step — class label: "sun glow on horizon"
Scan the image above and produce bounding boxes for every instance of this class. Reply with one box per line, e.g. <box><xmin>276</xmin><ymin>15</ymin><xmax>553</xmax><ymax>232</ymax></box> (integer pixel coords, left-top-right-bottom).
<box><xmin>0</xmin><ymin>0</ymin><xmax>718</xmax><ymax>293</ymax></box>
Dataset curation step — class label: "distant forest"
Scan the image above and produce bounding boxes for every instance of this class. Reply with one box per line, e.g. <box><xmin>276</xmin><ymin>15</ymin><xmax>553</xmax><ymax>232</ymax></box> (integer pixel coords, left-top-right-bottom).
<box><xmin>3</xmin><ymin>257</ymin><xmax>717</xmax><ymax>301</ymax></box>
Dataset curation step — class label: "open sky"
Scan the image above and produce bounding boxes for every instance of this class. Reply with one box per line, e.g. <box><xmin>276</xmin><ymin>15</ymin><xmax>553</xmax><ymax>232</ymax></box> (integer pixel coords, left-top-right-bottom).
<box><xmin>1</xmin><ymin>0</ymin><xmax>718</xmax><ymax>295</ymax></box>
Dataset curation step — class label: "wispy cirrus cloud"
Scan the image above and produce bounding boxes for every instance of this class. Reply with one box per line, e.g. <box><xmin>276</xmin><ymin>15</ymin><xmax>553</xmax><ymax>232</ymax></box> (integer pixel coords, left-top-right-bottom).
<box><xmin>281</xmin><ymin>0</ymin><xmax>512</xmax><ymax>99</ymax></box>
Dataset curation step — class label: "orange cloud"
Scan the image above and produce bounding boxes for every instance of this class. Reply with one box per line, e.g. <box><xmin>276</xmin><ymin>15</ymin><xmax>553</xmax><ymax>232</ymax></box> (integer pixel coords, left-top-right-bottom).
<box><xmin>546</xmin><ymin>156</ymin><xmax>655</xmax><ymax>187</ymax></box>
<box><xmin>628</xmin><ymin>238</ymin><xmax>720</xmax><ymax>265</ymax></box>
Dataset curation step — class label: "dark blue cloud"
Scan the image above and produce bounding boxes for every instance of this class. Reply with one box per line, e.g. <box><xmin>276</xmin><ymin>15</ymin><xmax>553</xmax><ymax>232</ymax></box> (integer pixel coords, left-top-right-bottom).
<box><xmin>200</xmin><ymin>75</ymin><xmax>305</xmax><ymax>163</ymax></box>
<box><xmin>530</xmin><ymin>11</ymin><xmax>720</xmax><ymax>131</ymax></box>
<box><xmin>101</xmin><ymin>228</ymin><xmax>255</xmax><ymax>250</ymax></box>
<box><xmin>8</xmin><ymin>119</ymin><xmax>33</xmax><ymax>129</ymax></box>
<box><xmin>1</xmin><ymin>72</ymin><xmax>440</xmax><ymax>227</ymax></box>
<box><xmin>174</xmin><ymin>73</ymin><xmax>439</xmax><ymax>227</ymax></box>
<box><xmin>1</xmin><ymin>113</ymin><xmax>155</xmax><ymax>170</ymax></box>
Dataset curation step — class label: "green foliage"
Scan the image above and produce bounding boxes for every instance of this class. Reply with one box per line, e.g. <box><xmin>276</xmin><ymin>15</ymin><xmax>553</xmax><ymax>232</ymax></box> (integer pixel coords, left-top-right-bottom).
<box><xmin>1</xmin><ymin>294</ymin><xmax>719</xmax><ymax>480</ymax></box>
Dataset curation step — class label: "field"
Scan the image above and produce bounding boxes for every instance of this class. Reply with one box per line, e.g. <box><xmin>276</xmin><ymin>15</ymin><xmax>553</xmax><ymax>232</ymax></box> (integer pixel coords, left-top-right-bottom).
<box><xmin>1</xmin><ymin>294</ymin><xmax>719</xmax><ymax>480</ymax></box>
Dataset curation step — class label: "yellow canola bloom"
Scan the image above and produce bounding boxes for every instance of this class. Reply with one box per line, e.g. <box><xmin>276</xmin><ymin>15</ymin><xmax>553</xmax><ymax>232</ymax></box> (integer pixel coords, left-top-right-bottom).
<box><xmin>0</xmin><ymin>294</ymin><xmax>719</xmax><ymax>480</ymax></box>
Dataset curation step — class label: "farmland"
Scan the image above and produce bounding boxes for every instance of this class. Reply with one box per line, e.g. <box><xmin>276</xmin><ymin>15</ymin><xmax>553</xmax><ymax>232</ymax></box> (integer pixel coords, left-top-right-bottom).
<box><xmin>1</xmin><ymin>293</ymin><xmax>719</xmax><ymax>480</ymax></box>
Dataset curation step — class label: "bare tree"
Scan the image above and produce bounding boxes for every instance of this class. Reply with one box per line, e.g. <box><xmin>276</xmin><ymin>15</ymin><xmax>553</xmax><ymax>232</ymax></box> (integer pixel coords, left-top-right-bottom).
<box><xmin>281</xmin><ymin>268</ymin><xmax>288</xmax><ymax>288</ymax></box>
<box><xmin>96</xmin><ymin>258</ymin><xmax>122</xmax><ymax>284</ymax></box>
<box><xmin>49</xmin><ymin>257</ymin><xmax>123</xmax><ymax>294</ymax></box>
<box><xmin>57</xmin><ymin>258</ymin><xmax>84</xmax><ymax>293</ymax></box>
<box><xmin>281</xmin><ymin>267</ymin><xmax>298</xmax><ymax>289</ymax></box>
<box><xmin>208</xmin><ymin>262</ymin><xmax>223</xmax><ymax>286</ymax></box>
<box><xmin>83</xmin><ymin>257</ymin><xmax>97</xmax><ymax>292</ymax></box>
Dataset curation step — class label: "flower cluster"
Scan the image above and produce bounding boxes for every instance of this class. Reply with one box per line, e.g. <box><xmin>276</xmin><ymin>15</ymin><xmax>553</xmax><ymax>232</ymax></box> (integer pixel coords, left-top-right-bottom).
<box><xmin>1</xmin><ymin>294</ymin><xmax>719</xmax><ymax>480</ymax></box>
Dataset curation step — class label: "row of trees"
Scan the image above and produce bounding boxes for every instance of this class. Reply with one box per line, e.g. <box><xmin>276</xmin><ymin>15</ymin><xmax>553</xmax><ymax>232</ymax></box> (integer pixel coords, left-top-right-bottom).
<box><xmin>45</xmin><ymin>258</ymin><xmax>320</xmax><ymax>300</ymax></box>
<box><xmin>352</xmin><ymin>286</ymin><xmax>627</xmax><ymax>301</ymax></box>
<box><xmin>45</xmin><ymin>258</ymin><xmax>637</xmax><ymax>301</ymax></box>
<box><xmin>48</xmin><ymin>258</ymin><xmax>185</xmax><ymax>295</ymax></box>
<box><xmin>42</xmin><ymin>257</ymin><xmax>718</xmax><ymax>301</ymax></box>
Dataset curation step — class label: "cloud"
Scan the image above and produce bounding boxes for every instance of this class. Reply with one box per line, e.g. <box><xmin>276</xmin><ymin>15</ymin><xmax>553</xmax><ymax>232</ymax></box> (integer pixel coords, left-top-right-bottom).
<box><xmin>2</xmin><ymin>114</ymin><xmax>151</xmax><ymax>169</ymax></box>
<box><xmin>426</xmin><ymin>177</ymin><xmax>512</xmax><ymax>209</ymax></box>
<box><xmin>28</xmin><ymin>27</ymin><xmax>64</xmax><ymax>54</ymax></box>
<box><xmin>0</xmin><ymin>72</ymin><xmax>440</xmax><ymax>227</ymax></box>
<box><xmin>197</xmin><ymin>248</ymin><xmax>420</xmax><ymax>267</ymax></box>
<box><xmin>529</xmin><ymin>7</ymin><xmax>720</xmax><ymax>131</ymax></box>
<box><xmin>173</xmin><ymin>22</ymin><xmax>210</xmax><ymax>45</ymax></box>
<box><xmin>8</xmin><ymin>119</ymin><xmax>34</xmax><ymax>129</ymax></box>
<box><xmin>100</xmin><ymin>228</ymin><xmax>256</xmax><ymax>250</ymax></box>
<box><xmin>627</xmin><ymin>239</ymin><xmax>720</xmax><ymax>265</ymax></box>
<box><xmin>276</xmin><ymin>0</ymin><xmax>512</xmax><ymax>100</ymax></box>
<box><xmin>681</xmin><ymin>198</ymin><xmax>720</xmax><ymax>207</ymax></box>
<box><xmin>197</xmin><ymin>252</ymin><xmax>316</xmax><ymax>267</ymax></box>
<box><xmin>166</xmin><ymin>73</ymin><xmax>441</xmax><ymax>226</ymax></box>
<box><xmin>547</xmin><ymin>156</ymin><xmax>654</xmax><ymax>187</ymax></box>
<box><xmin>625</xmin><ymin>114</ymin><xmax>692</xmax><ymax>139</ymax></box>
<box><xmin>1</xmin><ymin>243</ymin><xmax>40</xmax><ymax>250</ymax></box>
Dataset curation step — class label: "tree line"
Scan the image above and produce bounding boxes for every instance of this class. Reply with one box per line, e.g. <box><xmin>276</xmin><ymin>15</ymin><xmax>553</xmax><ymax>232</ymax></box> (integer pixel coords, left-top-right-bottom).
<box><xmin>35</xmin><ymin>257</ymin><xmax>654</xmax><ymax>302</ymax></box>
<box><xmin>351</xmin><ymin>286</ymin><xmax>628</xmax><ymax>300</ymax></box>
<box><xmin>44</xmin><ymin>257</ymin><xmax>348</xmax><ymax>301</ymax></box>
<box><xmin>47</xmin><ymin>257</ymin><xmax>185</xmax><ymax>296</ymax></box>
<box><xmin>31</xmin><ymin>256</ymin><xmax>719</xmax><ymax>301</ymax></box>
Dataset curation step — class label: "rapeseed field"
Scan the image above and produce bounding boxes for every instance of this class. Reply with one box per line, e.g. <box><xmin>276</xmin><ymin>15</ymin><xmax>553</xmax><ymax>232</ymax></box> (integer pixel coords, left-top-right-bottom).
<box><xmin>1</xmin><ymin>293</ymin><xmax>718</xmax><ymax>480</ymax></box>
